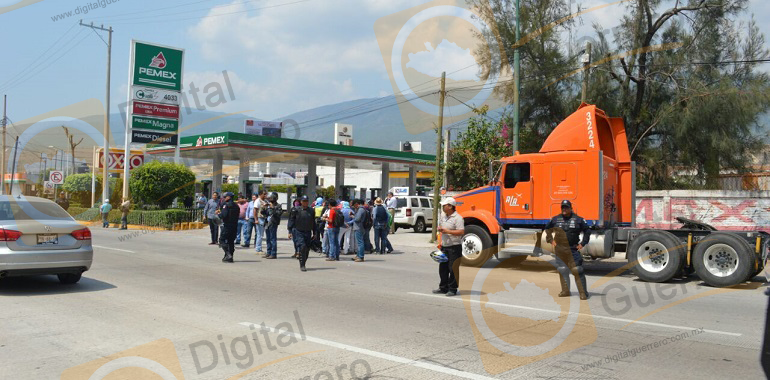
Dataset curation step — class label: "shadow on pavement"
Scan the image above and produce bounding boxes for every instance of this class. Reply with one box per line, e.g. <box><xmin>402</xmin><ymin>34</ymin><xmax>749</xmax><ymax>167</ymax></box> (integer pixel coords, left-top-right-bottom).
<box><xmin>0</xmin><ymin>275</ymin><xmax>116</xmax><ymax>296</ymax></box>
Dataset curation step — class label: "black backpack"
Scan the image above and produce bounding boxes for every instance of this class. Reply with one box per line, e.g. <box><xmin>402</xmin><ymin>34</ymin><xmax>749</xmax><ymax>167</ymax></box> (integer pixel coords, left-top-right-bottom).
<box><xmin>362</xmin><ymin>209</ymin><xmax>373</xmax><ymax>230</ymax></box>
<box><xmin>332</xmin><ymin>209</ymin><xmax>345</xmax><ymax>228</ymax></box>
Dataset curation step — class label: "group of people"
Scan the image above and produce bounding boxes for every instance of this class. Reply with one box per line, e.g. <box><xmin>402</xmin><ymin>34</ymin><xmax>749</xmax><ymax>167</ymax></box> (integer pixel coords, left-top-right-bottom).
<box><xmin>202</xmin><ymin>190</ymin><xmax>403</xmax><ymax>271</ymax></box>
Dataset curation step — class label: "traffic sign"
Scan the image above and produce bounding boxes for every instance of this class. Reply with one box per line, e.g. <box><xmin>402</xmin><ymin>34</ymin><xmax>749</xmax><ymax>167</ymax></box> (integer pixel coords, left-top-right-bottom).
<box><xmin>131</xmin><ymin>41</ymin><xmax>184</xmax><ymax>91</ymax></box>
<box><xmin>132</xmin><ymin>115</ymin><xmax>179</xmax><ymax>132</ymax></box>
<box><xmin>132</xmin><ymin>101</ymin><xmax>180</xmax><ymax>119</ymax></box>
<box><xmin>49</xmin><ymin>171</ymin><xmax>64</xmax><ymax>185</ymax></box>
<box><xmin>44</xmin><ymin>181</ymin><xmax>54</xmax><ymax>191</ymax></box>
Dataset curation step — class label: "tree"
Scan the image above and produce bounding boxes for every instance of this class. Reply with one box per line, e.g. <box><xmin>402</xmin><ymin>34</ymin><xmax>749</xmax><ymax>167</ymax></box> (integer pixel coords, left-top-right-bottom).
<box><xmin>128</xmin><ymin>161</ymin><xmax>196</xmax><ymax>209</ymax></box>
<box><xmin>62</xmin><ymin>126</ymin><xmax>83</xmax><ymax>177</ymax></box>
<box><xmin>470</xmin><ymin>0</ymin><xmax>769</xmax><ymax>189</ymax></box>
<box><xmin>446</xmin><ymin>109</ymin><xmax>511</xmax><ymax>190</ymax></box>
<box><xmin>62</xmin><ymin>173</ymin><xmax>96</xmax><ymax>206</ymax></box>
<box><xmin>317</xmin><ymin>186</ymin><xmax>336</xmax><ymax>199</ymax></box>
<box><xmin>221</xmin><ymin>183</ymin><xmax>239</xmax><ymax>194</ymax></box>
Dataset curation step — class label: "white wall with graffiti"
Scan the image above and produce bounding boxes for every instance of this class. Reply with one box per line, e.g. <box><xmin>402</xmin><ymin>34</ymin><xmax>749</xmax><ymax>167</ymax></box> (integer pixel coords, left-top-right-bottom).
<box><xmin>636</xmin><ymin>190</ymin><xmax>770</xmax><ymax>233</ymax></box>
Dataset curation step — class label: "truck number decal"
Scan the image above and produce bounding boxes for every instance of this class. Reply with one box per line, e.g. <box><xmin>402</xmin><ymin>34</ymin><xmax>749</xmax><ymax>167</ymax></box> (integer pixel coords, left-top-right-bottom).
<box><xmin>586</xmin><ymin>112</ymin><xmax>595</xmax><ymax>148</ymax></box>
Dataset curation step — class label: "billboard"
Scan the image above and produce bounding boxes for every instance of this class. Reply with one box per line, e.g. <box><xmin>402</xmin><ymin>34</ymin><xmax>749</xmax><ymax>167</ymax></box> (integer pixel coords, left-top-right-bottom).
<box><xmin>244</xmin><ymin>119</ymin><xmax>282</xmax><ymax>137</ymax></box>
<box><xmin>334</xmin><ymin>123</ymin><xmax>353</xmax><ymax>146</ymax></box>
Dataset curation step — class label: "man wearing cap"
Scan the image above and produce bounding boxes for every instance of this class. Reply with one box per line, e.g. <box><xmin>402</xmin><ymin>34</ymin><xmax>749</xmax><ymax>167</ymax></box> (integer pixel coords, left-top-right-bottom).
<box><xmin>100</xmin><ymin>199</ymin><xmax>112</xmax><ymax>228</ymax></box>
<box><xmin>544</xmin><ymin>200</ymin><xmax>591</xmax><ymax>300</ymax></box>
<box><xmin>288</xmin><ymin>195</ymin><xmax>315</xmax><ymax>271</ymax></box>
<box><xmin>217</xmin><ymin>192</ymin><xmax>240</xmax><ymax>263</ymax></box>
<box><xmin>433</xmin><ymin>197</ymin><xmax>464</xmax><ymax>297</ymax></box>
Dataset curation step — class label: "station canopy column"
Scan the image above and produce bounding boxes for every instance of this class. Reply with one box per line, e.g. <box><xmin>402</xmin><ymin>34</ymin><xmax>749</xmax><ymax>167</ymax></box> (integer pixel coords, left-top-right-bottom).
<box><xmin>408</xmin><ymin>165</ymin><xmax>417</xmax><ymax>196</ymax></box>
<box><xmin>335</xmin><ymin>159</ymin><xmax>345</xmax><ymax>199</ymax></box>
<box><xmin>307</xmin><ymin>157</ymin><xmax>318</xmax><ymax>201</ymax></box>
<box><xmin>213</xmin><ymin>154</ymin><xmax>223</xmax><ymax>195</ymax></box>
<box><xmin>380</xmin><ymin>162</ymin><xmax>390</xmax><ymax>195</ymax></box>
<box><xmin>239</xmin><ymin>157</ymin><xmax>249</xmax><ymax>195</ymax></box>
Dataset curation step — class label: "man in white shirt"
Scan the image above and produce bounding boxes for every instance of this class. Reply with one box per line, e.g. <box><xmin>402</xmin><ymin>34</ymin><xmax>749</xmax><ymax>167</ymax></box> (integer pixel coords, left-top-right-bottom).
<box><xmin>434</xmin><ymin>197</ymin><xmax>464</xmax><ymax>297</ymax></box>
<box><xmin>385</xmin><ymin>191</ymin><xmax>398</xmax><ymax>233</ymax></box>
<box><xmin>252</xmin><ymin>190</ymin><xmax>268</xmax><ymax>253</ymax></box>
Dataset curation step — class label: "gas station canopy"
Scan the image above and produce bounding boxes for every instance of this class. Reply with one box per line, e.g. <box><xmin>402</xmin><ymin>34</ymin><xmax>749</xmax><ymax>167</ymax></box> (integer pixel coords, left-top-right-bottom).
<box><xmin>147</xmin><ymin>131</ymin><xmax>435</xmax><ymax>171</ymax></box>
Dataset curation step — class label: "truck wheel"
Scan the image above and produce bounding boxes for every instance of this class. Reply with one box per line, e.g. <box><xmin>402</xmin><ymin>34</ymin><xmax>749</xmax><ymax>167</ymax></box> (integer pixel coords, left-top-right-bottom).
<box><xmin>462</xmin><ymin>225</ymin><xmax>495</xmax><ymax>267</ymax></box>
<box><xmin>413</xmin><ymin>217</ymin><xmax>426</xmax><ymax>233</ymax></box>
<box><xmin>693</xmin><ymin>232</ymin><xmax>755</xmax><ymax>287</ymax></box>
<box><xmin>627</xmin><ymin>231</ymin><xmax>684</xmax><ymax>283</ymax></box>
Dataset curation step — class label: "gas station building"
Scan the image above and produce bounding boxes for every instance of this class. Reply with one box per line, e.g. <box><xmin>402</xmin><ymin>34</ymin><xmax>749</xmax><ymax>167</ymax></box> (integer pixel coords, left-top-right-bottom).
<box><xmin>147</xmin><ymin>131</ymin><xmax>436</xmax><ymax>200</ymax></box>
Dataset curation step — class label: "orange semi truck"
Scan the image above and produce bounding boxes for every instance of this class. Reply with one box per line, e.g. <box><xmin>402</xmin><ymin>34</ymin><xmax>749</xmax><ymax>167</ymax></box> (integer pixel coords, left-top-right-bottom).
<box><xmin>454</xmin><ymin>104</ymin><xmax>768</xmax><ymax>287</ymax></box>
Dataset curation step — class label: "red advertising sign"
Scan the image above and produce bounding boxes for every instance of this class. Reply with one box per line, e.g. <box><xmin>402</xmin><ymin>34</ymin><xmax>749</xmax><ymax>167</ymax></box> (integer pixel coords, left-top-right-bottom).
<box><xmin>132</xmin><ymin>101</ymin><xmax>179</xmax><ymax>119</ymax></box>
<box><xmin>98</xmin><ymin>152</ymin><xmax>145</xmax><ymax>171</ymax></box>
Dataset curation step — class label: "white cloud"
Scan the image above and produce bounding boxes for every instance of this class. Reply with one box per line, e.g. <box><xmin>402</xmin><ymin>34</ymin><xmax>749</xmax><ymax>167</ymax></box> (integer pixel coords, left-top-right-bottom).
<box><xmin>406</xmin><ymin>39</ymin><xmax>480</xmax><ymax>81</ymax></box>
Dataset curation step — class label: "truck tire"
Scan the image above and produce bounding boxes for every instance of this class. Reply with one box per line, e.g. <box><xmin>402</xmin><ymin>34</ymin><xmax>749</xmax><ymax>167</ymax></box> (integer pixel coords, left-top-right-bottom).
<box><xmin>462</xmin><ymin>225</ymin><xmax>495</xmax><ymax>267</ymax></box>
<box><xmin>627</xmin><ymin>231</ymin><xmax>684</xmax><ymax>283</ymax></box>
<box><xmin>692</xmin><ymin>232</ymin><xmax>755</xmax><ymax>287</ymax></box>
<box><xmin>413</xmin><ymin>217</ymin><xmax>426</xmax><ymax>233</ymax></box>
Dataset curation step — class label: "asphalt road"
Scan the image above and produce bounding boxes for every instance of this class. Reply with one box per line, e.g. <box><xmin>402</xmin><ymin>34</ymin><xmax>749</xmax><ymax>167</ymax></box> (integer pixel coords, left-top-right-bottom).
<box><xmin>1</xmin><ymin>226</ymin><xmax>768</xmax><ymax>379</ymax></box>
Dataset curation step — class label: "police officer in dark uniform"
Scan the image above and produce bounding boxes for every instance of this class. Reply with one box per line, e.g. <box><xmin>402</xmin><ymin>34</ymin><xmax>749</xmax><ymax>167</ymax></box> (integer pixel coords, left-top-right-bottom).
<box><xmin>288</xmin><ymin>195</ymin><xmax>315</xmax><ymax>272</ymax></box>
<box><xmin>544</xmin><ymin>200</ymin><xmax>591</xmax><ymax>300</ymax></box>
<box><xmin>218</xmin><ymin>192</ymin><xmax>240</xmax><ymax>263</ymax></box>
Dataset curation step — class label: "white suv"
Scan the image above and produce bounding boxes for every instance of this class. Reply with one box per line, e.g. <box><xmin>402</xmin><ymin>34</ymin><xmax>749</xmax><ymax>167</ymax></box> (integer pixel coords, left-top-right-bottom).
<box><xmin>393</xmin><ymin>196</ymin><xmax>434</xmax><ymax>233</ymax></box>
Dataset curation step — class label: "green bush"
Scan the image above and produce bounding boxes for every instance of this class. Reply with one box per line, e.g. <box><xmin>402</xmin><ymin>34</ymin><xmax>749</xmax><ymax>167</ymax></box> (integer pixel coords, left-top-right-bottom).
<box><xmin>67</xmin><ymin>206</ymin><xmax>201</xmax><ymax>229</ymax></box>
<box><xmin>128</xmin><ymin>161</ymin><xmax>196</xmax><ymax>209</ymax></box>
<box><xmin>221</xmin><ymin>183</ymin><xmax>239</xmax><ymax>194</ymax></box>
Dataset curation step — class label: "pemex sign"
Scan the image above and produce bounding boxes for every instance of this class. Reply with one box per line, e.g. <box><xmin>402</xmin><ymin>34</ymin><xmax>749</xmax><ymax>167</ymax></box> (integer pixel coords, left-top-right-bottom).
<box><xmin>132</xmin><ymin>41</ymin><xmax>184</xmax><ymax>91</ymax></box>
<box><xmin>127</xmin><ymin>40</ymin><xmax>184</xmax><ymax>147</ymax></box>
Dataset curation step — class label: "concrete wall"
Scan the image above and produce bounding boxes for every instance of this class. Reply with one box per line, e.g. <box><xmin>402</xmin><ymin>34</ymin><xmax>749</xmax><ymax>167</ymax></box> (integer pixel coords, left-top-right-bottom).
<box><xmin>635</xmin><ymin>190</ymin><xmax>770</xmax><ymax>233</ymax></box>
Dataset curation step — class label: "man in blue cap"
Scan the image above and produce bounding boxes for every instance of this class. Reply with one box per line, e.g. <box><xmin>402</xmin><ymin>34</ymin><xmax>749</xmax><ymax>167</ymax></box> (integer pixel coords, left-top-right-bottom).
<box><xmin>544</xmin><ymin>200</ymin><xmax>591</xmax><ymax>300</ymax></box>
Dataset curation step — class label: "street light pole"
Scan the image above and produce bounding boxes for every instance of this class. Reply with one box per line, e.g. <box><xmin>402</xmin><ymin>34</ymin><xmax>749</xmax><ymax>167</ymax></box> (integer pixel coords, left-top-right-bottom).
<box><xmin>430</xmin><ymin>72</ymin><xmax>446</xmax><ymax>244</ymax></box>
<box><xmin>80</xmin><ymin>21</ymin><xmax>112</xmax><ymax>204</ymax></box>
<box><xmin>512</xmin><ymin>0</ymin><xmax>521</xmax><ymax>154</ymax></box>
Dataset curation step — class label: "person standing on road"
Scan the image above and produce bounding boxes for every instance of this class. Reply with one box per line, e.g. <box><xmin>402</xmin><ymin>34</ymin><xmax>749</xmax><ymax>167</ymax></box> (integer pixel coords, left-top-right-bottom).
<box><xmin>372</xmin><ymin>198</ymin><xmax>391</xmax><ymax>254</ymax></box>
<box><xmin>288</xmin><ymin>195</ymin><xmax>315</xmax><ymax>272</ymax></box>
<box><xmin>242</xmin><ymin>194</ymin><xmax>258</xmax><ymax>248</ymax></box>
<box><xmin>262</xmin><ymin>192</ymin><xmax>283</xmax><ymax>259</ymax></box>
<box><xmin>544</xmin><ymin>200</ymin><xmax>591</xmax><ymax>300</ymax></box>
<box><xmin>253</xmin><ymin>190</ymin><xmax>268</xmax><ymax>254</ymax></box>
<box><xmin>339</xmin><ymin>201</ymin><xmax>355</xmax><ymax>255</ymax></box>
<box><xmin>100</xmin><ymin>199</ymin><xmax>112</xmax><ymax>228</ymax></box>
<box><xmin>204</xmin><ymin>192</ymin><xmax>220</xmax><ymax>245</ymax></box>
<box><xmin>119</xmin><ymin>198</ymin><xmax>130</xmax><ymax>230</ymax></box>
<box><xmin>325</xmin><ymin>199</ymin><xmax>340</xmax><ymax>261</ymax></box>
<box><xmin>433</xmin><ymin>197</ymin><xmax>464</xmax><ymax>297</ymax></box>
<box><xmin>386</xmin><ymin>192</ymin><xmax>397</xmax><ymax>234</ymax></box>
<box><xmin>217</xmin><ymin>192</ymin><xmax>239</xmax><ymax>263</ymax></box>
<box><xmin>362</xmin><ymin>202</ymin><xmax>373</xmax><ymax>254</ymax></box>
<box><xmin>351</xmin><ymin>199</ymin><xmax>367</xmax><ymax>262</ymax></box>
<box><xmin>56</xmin><ymin>192</ymin><xmax>70</xmax><ymax>211</ymax></box>
<box><xmin>196</xmin><ymin>193</ymin><xmax>207</xmax><ymax>210</ymax></box>
<box><xmin>235</xmin><ymin>196</ymin><xmax>249</xmax><ymax>245</ymax></box>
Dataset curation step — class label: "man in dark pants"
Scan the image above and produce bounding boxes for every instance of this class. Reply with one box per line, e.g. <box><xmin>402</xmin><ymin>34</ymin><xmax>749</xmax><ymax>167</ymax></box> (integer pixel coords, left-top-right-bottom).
<box><xmin>204</xmin><ymin>192</ymin><xmax>220</xmax><ymax>245</ymax></box>
<box><xmin>433</xmin><ymin>197</ymin><xmax>464</xmax><ymax>297</ymax></box>
<box><xmin>288</xmin><ymin>195</ymin><xmax>315</xmax><ymax>272</ymax></box>
<box><xmin>218</xmin><ymin>192</ymin><xmax>240</xmax><ymax>263</ymax></box>
<box><xmin>544</xmin><ymin>200</ymin><xmax>591</xmax><ymax>300</ymax></box>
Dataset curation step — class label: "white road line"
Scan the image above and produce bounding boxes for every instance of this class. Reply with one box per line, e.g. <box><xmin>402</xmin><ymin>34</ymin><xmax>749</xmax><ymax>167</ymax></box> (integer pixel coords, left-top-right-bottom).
<box><xmin>93</xmin><ymin>245</ymin><xmax>136</xmax><ymax>253</ymax></box>
<box><xmin>238</xmin><ymin>322</ymin><xmax>497</xmax><ymax>380</ymax></box>
<box><xmin>407</xmin><ymin>292</ymin><xmax>742</xmax><ymax>337</ymax></box>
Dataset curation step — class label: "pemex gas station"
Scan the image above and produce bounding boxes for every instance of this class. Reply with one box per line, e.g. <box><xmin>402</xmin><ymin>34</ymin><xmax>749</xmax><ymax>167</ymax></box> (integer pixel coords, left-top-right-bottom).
<box><xmin>146</xmin><ymin>131</ymin><xmax>436</xmax><ymax>201</ymax></box>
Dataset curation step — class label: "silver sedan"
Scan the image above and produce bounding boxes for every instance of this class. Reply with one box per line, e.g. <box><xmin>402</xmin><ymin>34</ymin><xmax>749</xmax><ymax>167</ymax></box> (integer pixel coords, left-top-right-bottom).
<box><xmin>0</xmin><ymin>195</ymin><xmax>93</xmax><ymax>284</ymax></box>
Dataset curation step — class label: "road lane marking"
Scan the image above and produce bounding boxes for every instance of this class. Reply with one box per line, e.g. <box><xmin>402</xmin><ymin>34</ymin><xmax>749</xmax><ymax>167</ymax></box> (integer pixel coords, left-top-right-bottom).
<box><xmin>93</xmin><ymin>245</ymin><xmax>136</xmax><ymax>253</ymax></box>
<box><xmin>407</xmin><ymin>292</ymin><xmax>742</xmax><ymax>337</ymax></box>
<box><xmin>239</xmin><ymin>322</ymin><xmax>497</xmax><ymax>380</ymax></box>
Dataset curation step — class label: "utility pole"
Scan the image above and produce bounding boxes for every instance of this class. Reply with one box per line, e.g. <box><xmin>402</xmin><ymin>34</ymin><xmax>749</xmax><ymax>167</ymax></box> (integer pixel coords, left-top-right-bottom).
<box><xmin>512</xmin><ymin>0</ymin><xmax>521</xmax><ymax>154</ymax></box>
<box><xmin>1</xmin><ymin>95</ymin><xmax>6</xmax><ymax>195</ymax></box>
<box><xmin>430</xmin><ymin>72</ymin><xmax>446</xmax><ymax>244</ymax></box>
<box><xmin>9</xmin><ymin>137</ymin><xmax>18</xmax><ymax>196</ymax></box>
<box><xmin>581</xmin><ymin>41</ymin><xmax>592</xmax><ymax>103</ymax></box>
<box><xmin>80</xmin><ymin>20</ymin><xmax>112</xmax><ymax>204</ymax></box>
<box><xmin>442</xmin><ymin>128</ymin><xmax>450</xmax><ymax>189</ymax></box>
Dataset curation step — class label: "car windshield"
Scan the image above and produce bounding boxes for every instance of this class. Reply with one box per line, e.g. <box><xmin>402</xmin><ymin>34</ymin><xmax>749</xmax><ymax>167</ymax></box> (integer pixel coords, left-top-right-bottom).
<box><xmin>0</xmin><ymin>198</ymin><xmax>73</xmax><ymax>221</ymax></box>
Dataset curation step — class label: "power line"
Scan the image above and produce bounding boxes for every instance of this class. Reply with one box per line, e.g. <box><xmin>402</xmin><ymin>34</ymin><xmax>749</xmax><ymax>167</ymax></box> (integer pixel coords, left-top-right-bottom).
<box><xmin>82</xmin><ymin>0</ymin><xmax>223</xmax><ymax>20</ymax></box>
<box><xmin>89</xmin><ymin>0</ymin><xmax>272</xmax><ymax>22</ymax></box>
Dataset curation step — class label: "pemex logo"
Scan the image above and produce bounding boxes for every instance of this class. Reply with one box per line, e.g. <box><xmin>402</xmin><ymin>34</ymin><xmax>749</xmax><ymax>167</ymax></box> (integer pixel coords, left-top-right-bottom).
<box><xmin>150</xmin><ymin>52</ymin><xmax>167</xmax><ymax>69</ymax></box>
<box><xmin>196</xmin><ymin>136</ymin><xmax>203</xmax><ymax>147</ymax></box>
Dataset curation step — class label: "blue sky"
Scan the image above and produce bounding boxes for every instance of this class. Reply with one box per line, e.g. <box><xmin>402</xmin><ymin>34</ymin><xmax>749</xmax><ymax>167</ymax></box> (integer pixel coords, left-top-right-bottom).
<box><xmin>0</xmin><ymin>0</ymin><xmax>767</xmax><ymax>124</ymax></box>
